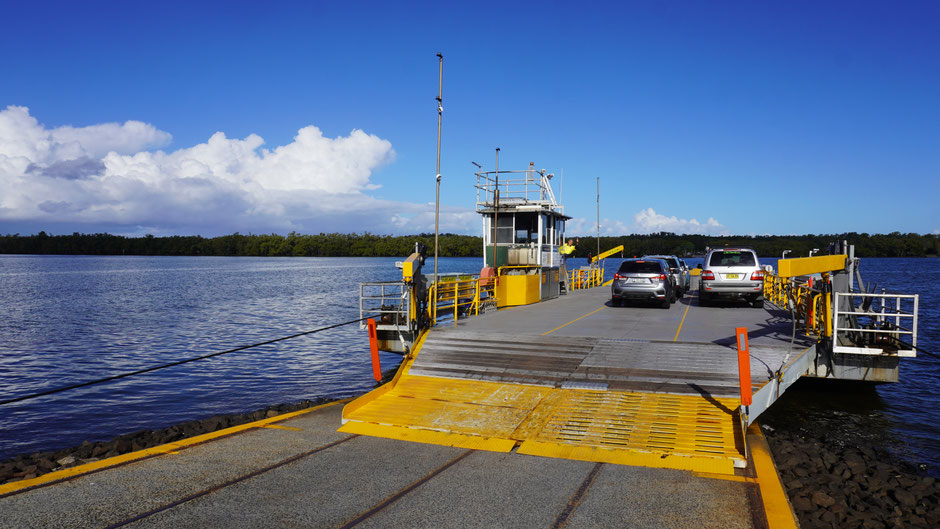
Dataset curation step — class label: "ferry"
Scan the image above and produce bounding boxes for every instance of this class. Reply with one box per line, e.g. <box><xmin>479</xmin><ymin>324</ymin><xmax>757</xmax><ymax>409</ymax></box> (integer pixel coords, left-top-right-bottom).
<box><xmin>0</xmin><ymin>164</ymin><xmax>920</xmax><ymax>528</ymax></box>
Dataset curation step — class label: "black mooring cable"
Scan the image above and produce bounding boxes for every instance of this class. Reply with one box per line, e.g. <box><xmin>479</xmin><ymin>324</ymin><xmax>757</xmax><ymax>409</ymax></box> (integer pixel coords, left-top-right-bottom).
<box><xmin>0</xmin><ymin>316</ymin><xmax>371</xmax><ymax>407</ymax></box>
<box><xmin>896</xmin><ymin>341</ymin><xmax>939</xmax><ymax>360</ymax></box>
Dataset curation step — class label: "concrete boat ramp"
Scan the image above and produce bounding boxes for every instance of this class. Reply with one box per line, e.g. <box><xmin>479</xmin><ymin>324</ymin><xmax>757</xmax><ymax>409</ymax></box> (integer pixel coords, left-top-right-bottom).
<box><xmin>0</xmin><ymin>288</ymin><xmax>802</xmax><ymax>528</ymax></box>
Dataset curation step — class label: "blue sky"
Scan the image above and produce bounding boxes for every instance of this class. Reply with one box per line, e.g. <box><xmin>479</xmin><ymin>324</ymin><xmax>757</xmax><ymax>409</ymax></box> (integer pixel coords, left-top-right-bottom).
<box><xmin>1</xmin><ymin>1</ymin><xmax>937</xmax><ymax>237</ymax></box>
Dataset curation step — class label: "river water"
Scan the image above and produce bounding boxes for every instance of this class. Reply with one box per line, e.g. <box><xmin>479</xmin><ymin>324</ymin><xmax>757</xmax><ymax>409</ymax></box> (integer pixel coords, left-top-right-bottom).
<box><xmin>0</xmin><ymin>255</ymin><xmax>936</xmax><ymax>475</ymax></box>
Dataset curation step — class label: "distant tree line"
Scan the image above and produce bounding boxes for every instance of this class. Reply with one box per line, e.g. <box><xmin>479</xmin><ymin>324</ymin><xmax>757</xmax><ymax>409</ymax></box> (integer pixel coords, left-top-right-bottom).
<box><xmin>573</xmin><ymin>232</ymin><xmax>939</xmax><ymax>259</ymax></box>
<box><xmin>0</xmin><ymin>231</ymin><xmax>937</xmax><ymax>258</ymax></box>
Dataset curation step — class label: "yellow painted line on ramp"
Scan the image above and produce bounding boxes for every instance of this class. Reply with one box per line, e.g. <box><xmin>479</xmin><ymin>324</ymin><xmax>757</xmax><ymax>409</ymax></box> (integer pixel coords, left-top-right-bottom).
<box><xmin>692</xmin><ymin>471</ymin><xmax>756</xmax><ymax>483</ymax></box>
<box><xmin>673</xmin><ymin>299</ymin><xmax>692</xmax><ymax>342</ymax></box>
<box><xmin>0</xmin><ymin>399</ymin><xmax>350</xmax><ymax>496</ymax></box>
<box><xmin>261</xmin><ymin>424</ymin><xmax>303</xmax><ymax>431</ymax></box>
<box><xmin>541</xmin><ymin>305</ymin><xmax>606</xmax><ymax>336</ymax></box>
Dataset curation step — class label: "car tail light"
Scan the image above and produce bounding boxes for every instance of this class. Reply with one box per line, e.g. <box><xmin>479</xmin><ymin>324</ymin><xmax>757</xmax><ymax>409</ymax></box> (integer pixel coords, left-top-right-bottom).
<box><xmin>657</xmin><ymin>273</ymin><xmax>666</xmax><ymax>281</ymax></box>
<box><xmin>614</xmin><ymin>273</ymin><xmax>624</xmax><ymax>280</ymax></box>
<box><xmin>702</xmin><ymin>271</ymin><xmax>715</xmax><ymax>280</ymax></box>
<box><xmin>750</xmin><ymin>270</ymin><xmax>764</xmax><ymax>280</ymax></box>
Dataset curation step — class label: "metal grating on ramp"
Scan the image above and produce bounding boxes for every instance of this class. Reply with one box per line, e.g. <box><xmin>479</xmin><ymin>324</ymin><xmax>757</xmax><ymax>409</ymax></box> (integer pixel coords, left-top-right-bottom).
<box><xmin>339</xmin><ymin>375</ymin><xmax>550</xmax><ymax>452</ymax></box>
<box><xmin>340</xmin><ymin>374</ymin><xmax>745</xmax><ymax>474</ymax></box>
<box><xmin>515</xmin><ymin>390</ymin><xmax>744</xmax><ymax>474</ymax></box>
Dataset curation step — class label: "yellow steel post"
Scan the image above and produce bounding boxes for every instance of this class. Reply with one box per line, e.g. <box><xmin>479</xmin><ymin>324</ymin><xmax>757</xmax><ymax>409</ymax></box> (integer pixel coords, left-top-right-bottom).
<box><xmin>430</xmin><ymin>283</ymin><xmax>437</xmax><ymax>325</ymax></box>
<box><xmin>474</xmin><ymin>278</ymin><xmax>480</xmax><ymax>315</ymax></box>
<box><xmin>811</xmin><ymin>293</ymin><xmax>822</xmax><ymax>334</ymax></box>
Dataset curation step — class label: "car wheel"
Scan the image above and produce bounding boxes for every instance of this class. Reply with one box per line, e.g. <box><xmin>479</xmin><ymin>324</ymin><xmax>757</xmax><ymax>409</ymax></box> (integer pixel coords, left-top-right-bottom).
<box><xmin>669</xmin><ymin>290</ymin><xmax>677</xmax><ymax>304</ymax></box>
<box><xmin>752</xmin><ymin>299</ymin><xmax>764</xmax><ymax>309</ymax></box>
<box><xmin>660</xmin><ymin>297</ymin><xmax>671</xmax><ymax>309</ymax></box>
<box><xmin>612</xmin><ymin>298</ymin><xmax>622</xmax><ymax>307</ymax></box>
<box><xmin>675</xmin><ymin>288</ymin><xmax>684</xmax><ymax>300</ymax></box>
<box><xmin>698</xmin><ymin>293</ymin><xmax>709</xmax><ymax>307</ymax></box>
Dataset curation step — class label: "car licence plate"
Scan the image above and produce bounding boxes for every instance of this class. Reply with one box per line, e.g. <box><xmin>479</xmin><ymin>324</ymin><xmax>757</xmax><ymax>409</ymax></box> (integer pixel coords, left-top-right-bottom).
<box><xmin>726</xmin><ymin>273</ymin><xmax>739</xmax><ymax>279</ymax></box>
<box><xmin>628</xmin><ymin>278</ymin><xmax>646</xmax><ymax>283</ymax></box>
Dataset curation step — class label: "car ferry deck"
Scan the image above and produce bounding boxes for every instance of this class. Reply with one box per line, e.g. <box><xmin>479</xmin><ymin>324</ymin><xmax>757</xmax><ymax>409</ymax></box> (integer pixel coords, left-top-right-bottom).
<box><xmin>0</xmin><ymin>164</ymin><xmax>920</xmax><ymax>528</ymax></box>
<box><xmin>0</xmin><ymin>284</ymin><xmax>804</xmax><ymax>529</ymax></box>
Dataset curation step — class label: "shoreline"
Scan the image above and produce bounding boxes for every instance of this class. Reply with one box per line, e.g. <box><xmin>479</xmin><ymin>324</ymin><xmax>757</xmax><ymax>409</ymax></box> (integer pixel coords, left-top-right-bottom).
<box><xmin>760</xmin><ymin>378</ymin><xmax>940</xmax><ymax>529</ymax></box>
<box><xmin>0</xmin><ymin>398</ymin><xmax>332</xmax><ymax>487</ymax></box>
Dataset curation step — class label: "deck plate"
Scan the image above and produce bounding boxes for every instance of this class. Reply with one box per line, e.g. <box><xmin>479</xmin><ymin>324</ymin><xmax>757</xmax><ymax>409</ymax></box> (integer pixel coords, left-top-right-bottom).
<box><xmin>341</xmin><ymin>375</ymin><xmax>744</xmax><ymax>474</ymax></box>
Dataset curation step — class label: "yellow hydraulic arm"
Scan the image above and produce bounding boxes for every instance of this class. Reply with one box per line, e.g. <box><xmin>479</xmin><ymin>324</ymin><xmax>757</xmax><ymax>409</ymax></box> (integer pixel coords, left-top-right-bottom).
<box><xmin>777</xmin><ymin>254</ymin><xmax>846</xmax><ymax>277</ymax></box>
<box><xmin>590</xmin><ymin>245</ymin><xmax>624</xmax><ymax>264</ymax></box>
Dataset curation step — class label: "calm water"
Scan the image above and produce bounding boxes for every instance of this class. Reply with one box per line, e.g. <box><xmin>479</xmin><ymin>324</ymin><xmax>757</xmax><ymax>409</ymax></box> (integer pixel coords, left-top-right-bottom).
<box><xmin>0</xmin><ymin>255</ymin><xmax>937</xmax><ymax>474</ymax></box>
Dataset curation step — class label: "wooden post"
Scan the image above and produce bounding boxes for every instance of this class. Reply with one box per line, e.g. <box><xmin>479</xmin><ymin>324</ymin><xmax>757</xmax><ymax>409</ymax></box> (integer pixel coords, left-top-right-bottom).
<box><xmin>367</xmin><ymin>319</ymin><xmax>382</xmax><ymax>382</ymax></box>
<box><xmin>735</xmin><ymin>327</ymin><xmax>752</xmax><ymax>406</ymax></box>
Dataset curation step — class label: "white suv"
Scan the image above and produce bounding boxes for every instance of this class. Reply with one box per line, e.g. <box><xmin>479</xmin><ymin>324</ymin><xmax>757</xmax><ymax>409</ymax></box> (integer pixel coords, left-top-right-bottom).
<box><xmin>699</xmin><ymin>247</ymin><xmax>764</xmax><ymax>308</ymax></box>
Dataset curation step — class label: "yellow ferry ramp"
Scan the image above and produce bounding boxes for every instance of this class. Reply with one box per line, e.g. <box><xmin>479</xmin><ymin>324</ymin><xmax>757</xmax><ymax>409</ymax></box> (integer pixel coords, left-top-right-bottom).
<box><xmin>339</xmin><ymin>374</ymin><xmax>552</xmax><ymax>452</ymax></box>
<box><xmin>516</xmin><ymin>389</ymin><xmax>745</xmax><ymax>474</ymax></box>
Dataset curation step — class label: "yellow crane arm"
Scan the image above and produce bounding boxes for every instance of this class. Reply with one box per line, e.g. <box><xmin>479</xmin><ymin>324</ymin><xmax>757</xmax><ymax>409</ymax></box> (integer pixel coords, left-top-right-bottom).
<box><xmin>590</xmin><ymin>245</ymin><xmax>624</xmax><ymax>264</ymax></box>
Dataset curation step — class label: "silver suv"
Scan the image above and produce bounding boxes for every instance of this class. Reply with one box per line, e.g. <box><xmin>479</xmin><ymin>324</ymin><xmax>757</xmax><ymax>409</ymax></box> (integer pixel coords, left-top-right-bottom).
<box><xmin>611</xmin><ymin>258</ymin><xmax>675</xmax><ymax>309</ymax></box>
<box><xmin>641</xmin><ymin>255</ymin><xmax>690</xmax><ymax>297</ymax></box>
<box><xmin>699</xmin><ymin>247</ymin><xmax>764</xmax><ymax>308</ymax></box>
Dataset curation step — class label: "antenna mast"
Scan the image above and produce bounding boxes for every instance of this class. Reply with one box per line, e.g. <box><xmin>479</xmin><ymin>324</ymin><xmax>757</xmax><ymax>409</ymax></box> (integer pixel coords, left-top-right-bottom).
<box><xmin>434</xmin><ymin>53</ymin><xmax>443</xmax><ymax>284</ymax></box>
<box><xmin>596</xmin><ymin>177</ymin><xmax>600</xmax><ymax>258</ymax></box>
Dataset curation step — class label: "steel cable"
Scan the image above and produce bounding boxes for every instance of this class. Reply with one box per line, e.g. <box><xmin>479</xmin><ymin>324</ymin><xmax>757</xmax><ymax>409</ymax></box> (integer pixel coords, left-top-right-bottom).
<box><xmin>0</xmin><ymin>316</ymin><xmax>371</xmax><ymax>407</ymax></box>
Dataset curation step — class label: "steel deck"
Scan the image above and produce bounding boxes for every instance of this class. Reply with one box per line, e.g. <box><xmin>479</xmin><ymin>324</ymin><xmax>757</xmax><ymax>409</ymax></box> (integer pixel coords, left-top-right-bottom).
<box><xmin>341</xmin><ymin>286</ymin><xmax>815</xmax><ymax>474</ymax></box>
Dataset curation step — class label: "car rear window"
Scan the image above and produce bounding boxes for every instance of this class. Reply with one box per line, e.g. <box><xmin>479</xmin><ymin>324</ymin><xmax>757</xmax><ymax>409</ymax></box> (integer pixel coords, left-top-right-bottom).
<box><xmin>618</xmin><ymin>261</ymin><xmax>663</xmax><ymax>274</ymax></box>
<box><xmin>643</xmin><ymin>256</ymin><xmax>678</xmax><ymax>269</ymax></box>
<box><xmin>709</xmin><ymin>251</ymin><xmax>756</xmax><ymax>267</ymax></box>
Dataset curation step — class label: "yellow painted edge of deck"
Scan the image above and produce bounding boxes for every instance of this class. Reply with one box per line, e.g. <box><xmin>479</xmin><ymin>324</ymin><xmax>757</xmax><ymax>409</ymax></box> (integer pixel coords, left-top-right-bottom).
<box><xmin>602</xmin><ymin>279</ymin><xmax>613</xmax><ymax>286</ymax></box>
<box><xmin>748</xmin><ymin>423</ymin><xmax>799</xmax><ymax>529</ymax></box>
<box><xmin>338</xmin><ymin>421</ymin><xmax>516</xmax><ymax>452</ymax></box>
<box><xmin>0</xmin><ymin>399</ymin><xmax>350</xmax><ymax>496</ymax></box>
<box><xmin>517</xmin><ymin>440</ymin><xmax>737</xmax><ymax>474</ymax></box>
<box><xmin>692</xmin><ymin>471</ymin><xmax>756</xmax><ymax>483</ymax></box>
<box><xmin>340</xmin><ymin>328</ymin><xmax>430</xmax><ymax>422</ymax></box>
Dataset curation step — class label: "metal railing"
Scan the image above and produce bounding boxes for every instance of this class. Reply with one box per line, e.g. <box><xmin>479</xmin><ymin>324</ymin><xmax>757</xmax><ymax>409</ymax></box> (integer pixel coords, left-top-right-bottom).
<box><xmin>568</xmin><ymin>267</ymin><xmax>604</xmax><ymax>290</ymax></box>
<box><xmin>763</xmin><ymin>274</ymin><xmax>830</xmax><ymax>337</ymax></box>
<box><xmin>359</xmin><ymin>281</ymin><xmax>410</xmax><ymax>331</ymax></box>
<box><xmin>428</xmin><ymin>275</ymin><xmax>497</xmax><ymax>325</ymax></box>
<box><xmin>475</xmin><ymin>168</ymin><xmax>559</xmax><ymax>209</ymax></box>
<box><xmin>833</xmin><ymin>292</ymin><xmax>918</xmax><ymax>357</ymax></box>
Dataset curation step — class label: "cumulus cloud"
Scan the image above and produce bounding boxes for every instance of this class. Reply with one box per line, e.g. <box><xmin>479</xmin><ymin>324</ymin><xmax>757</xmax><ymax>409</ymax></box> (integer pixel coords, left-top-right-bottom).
<box><xmin>631</xmin><ymin>208</ymin><xmax>728</xmax><ymax>235</ymax></box>
<box><xmin>0</xmin><ymin>105</ymin><xmax>470</xmax><ymax>236</ymax></box>
<box><xmin>567</xmin><ymin>208</ymin><xmax>729</xmax><ymax>236</ymax></box>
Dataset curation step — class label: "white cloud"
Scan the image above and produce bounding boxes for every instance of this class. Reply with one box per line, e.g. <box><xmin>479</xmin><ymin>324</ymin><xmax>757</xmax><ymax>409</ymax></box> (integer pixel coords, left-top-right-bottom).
<box><xmin>567</xmin><ymin>208</ymin><xmax>729</xmax><ymax>236</ymax></box>
<box><xmin>0</xmin><ymin>105</ymin><xmax>474</xmax><ymax>235</ymax></box>
<box><xmin>632</xmin><ymin>208</ymin><xmax>728</xmax><ymax>235</ymax></box>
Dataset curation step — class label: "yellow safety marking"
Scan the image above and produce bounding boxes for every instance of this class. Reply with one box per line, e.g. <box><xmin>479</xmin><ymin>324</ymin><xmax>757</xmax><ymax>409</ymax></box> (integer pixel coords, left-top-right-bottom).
<box><xmin>261</xmin><ymin>424</ymin><xmax>303</xmax><ymax>431</ymax></box>
<box><xmin>338</xmin><ymin>421</ymin><xmax>516</xmax><ymax>452</ymax></box>
<box><xmin>0</xmin><ymin>399</ymin><xmax>350</xmax><ymax>496</ymax></box>
<box><xmin>540</xmin><ymin>305</ymin><xmax>606</xmax><ymax>336</ymax></box>
<box><xmin>518</xmin><ymin>441</ymin><xmax>734</xmax><ymax>474</ymax></box>
<box><xmin>602</xmin><ymin>279</ymin><xmax>613</xmax><ymax>286</ymax></box>
<box><xmin>693</xmin><ymin>471</ymin><xmax>756</xmax><ymax>483</ymax></box>
<box><xmin>673</xmin><ymin>300</ymin><xmax>691</xmax><ymax>341</ymax></box>
<box><xmin>748</xmin><ymin>424</ymin><xmax>800</xmax><ymax>528</ymax></box>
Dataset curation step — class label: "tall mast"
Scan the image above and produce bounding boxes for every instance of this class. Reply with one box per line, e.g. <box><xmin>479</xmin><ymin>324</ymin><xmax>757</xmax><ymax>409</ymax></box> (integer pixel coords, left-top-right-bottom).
<box><xmin>596</xmin><ymin>177</ymin><xmax>600</xmax><ymax>259</ymax></box>
<box><xmin>434</xmin><ymin>53</ymin><xmax>443</xmax><ymax>284</ymax></box>
<box><xmin>493</xmin><ymin>147</ymin><xmax>500</xmax><ymax>268</ymax></box>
